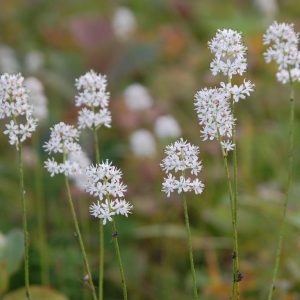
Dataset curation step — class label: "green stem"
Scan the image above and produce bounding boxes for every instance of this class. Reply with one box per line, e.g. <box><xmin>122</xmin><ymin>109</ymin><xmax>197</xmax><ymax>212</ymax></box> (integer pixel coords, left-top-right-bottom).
<box><xmin>230</xmin><ymin>100</ymin><xmax>241</xmax><ymax>300</ymax></box>
<box><xmin>18</xmin><ymin>143</ymin><xmax>32</xmax><ymax>300</ymax></box>
<box><xmin>267</xmin><ymin>83</ymin><xmax>295</xmax><ymax>300</ymax></box>
<box><xmin>93</xmin><ymin>128</ymin><xmax>104</xmax><ymax>300</ymax></box>
<box><xmin>111</xmin><ymin>220</ymin><xmax>128</xmax><ymax>300</ymax></box>
<box><xmin>33</xmin><ymin>133</ymin><xmax>49</xmax><ymax>285</ymax></box>
<box><xmin>182</xmin><ymin>194</ymin><xmax>199</xmax><ymax>300</ymax></box>
<box><xmin>64</xmin><ymin>175</ymin><xmax>98</xmax><ymax>300</ymax></box>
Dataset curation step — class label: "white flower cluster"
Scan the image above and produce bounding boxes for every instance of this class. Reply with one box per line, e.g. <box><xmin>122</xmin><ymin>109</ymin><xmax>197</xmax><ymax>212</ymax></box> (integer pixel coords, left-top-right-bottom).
<box><xmin>208</xmin><ymin>29</ymin><xmax>247</xmax><ymax>78</ymax></box>
<box><xmin>0</xmin><ymin>73</ymin><xmax>38</xmax><ymax>147</ymax></box>
<box><xmin>263</xmin><ymin>21</ymin><xmax>300</xmax><ymax>84</ymax></box>
<box><xmin>161</xmin><ymin>138</ymin><xmax>204</xmax><ymax>197</ymax></box>
<box><xmin>85</xmin><ymin>161</ymin><xmax>132</xmax><ymax>225</ymax></box>
<box><xmin>44</xmin><ymin>122</ymin><xmax>82</xmax><ymax>177</ymax></box>
<box><xmin>75</xmin><ymin>70</ymin><xmax>112</xmax><ymax>129</ymax></box>
<box><xmin>194</xmin><ymin>87</ymin><xmax>235</xmax><ymax>151</ymax></box>
<box><xmin>25</xmin><ymin>77</ymin><xmax>48</xmax><ymax>122</ymax></box>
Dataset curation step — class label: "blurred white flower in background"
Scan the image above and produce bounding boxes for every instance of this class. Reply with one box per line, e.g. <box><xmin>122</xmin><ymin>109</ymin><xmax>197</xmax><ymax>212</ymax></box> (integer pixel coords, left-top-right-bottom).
<box><xmin>254</xmin><ymin>0</ymin><xmax>277</xmax><ymax>21</ymax></box>
<box><xmin>154</xmin><ymin>115</ymin><xmax>181</xmax><ymax>139</ymax></box>
<box><xmin>130</xmin><ymin>129</ymin><xmax>156</xmax><ymax>158</ymax></box>
<box><xmin>25</xmin><ymin>77</ymin><xmax>48</xmax><ymax>122</ymax></box>
<box><xmin>124</xmin><ymin>83</ymin><xmax>153</xmax><ymax>111</ymax></box>
<box><xmin>0</xmin><ymin>46</ymin><xmax>20</xmax><ymax>73</ymax></box>
<box><xmin>24</xmin><ymin>51</ymin><xmax>44</xmax><ymax>74</ymax></box>
<box><xmin>68</xmin><ymin>150</ymin><xmax>91</xmax><ymax>191</ymax></box>
<box><xmin>112</xmin><ymin>6</ymin><xmax>137</xmax><ymax>40</ymax></box>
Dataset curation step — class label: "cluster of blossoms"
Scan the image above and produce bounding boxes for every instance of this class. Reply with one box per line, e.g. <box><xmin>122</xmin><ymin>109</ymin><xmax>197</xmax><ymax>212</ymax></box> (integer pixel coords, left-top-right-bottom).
<box><xmin>130</xmin><ymin>129</ymin><xmax>156</xmax><ymax>158</ymax></box>
<box><xmin>208</xmin><ymin>29</ymin><xmax>247</xmax><ymax>78</ymax></box>
<box><xmin>263</xmin><ymin>21</ymin><xmax>300</xmax><ymax>84</ymax></box>
<box><xmin>0</xmin><ymin>73</ymin><xmax>37</xmax><ymax>147</ymax></box>
<box><xmin>194</xmin><ymin>87</ymin><xmax>235</xmax><ymax>152</ymax></box>
<box><xmin>43</xmin><ymin>122</ymin><xmax>82</xmax><ymax>177</ymax></box>
<box><xmin>161</xmin><ymin>139</ymin><xmax>204</xmax><ymax>197</ymax></box>
<box><xmin>194</xmin><ymin>29</ymin><xmax>254</xmax><ymax>153</ymax></box>
<box><xmin>75</xmin><ymin>70</ymin><xmax>112</xmax><ymax>130</ymax></box>
<box><xmin>85</xmin><ymin>161</ymin><xmax>132</xmax><ymax>225</ymax></box>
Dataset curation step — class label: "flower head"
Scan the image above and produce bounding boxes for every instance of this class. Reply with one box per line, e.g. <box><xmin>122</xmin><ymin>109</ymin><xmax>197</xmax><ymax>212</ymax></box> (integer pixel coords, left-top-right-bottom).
<box><xmin>112</xmin><ymin>7</ymin><xmax>137</xmax><ymax>40</ymax></box>
<box><xmin>263</xmin><ymin>21</ymin><xmax>300</xmax><ymax>84</ymax></box>
<box><xmin>0</xmin><ymin>73</ymin><xmax>38</xmax><ymax>147</ymax></box>
<box><xmin>75</xmin><ymin>70</ymin><xmax>111</xmax><ymax>129</ymax></box>
<box><xmin>85</xmin><ymin>161</ymin><xmax>132</xmax><ymax>225</ymax></box>
<box><xmin>194</xmin><ymin>87</ymin><xmax>235</xmax><ymax>143</ymax></box>
<box><xmin>161</xmin><ymin>138</ymin><xmax>204</xmax><ymax>197</ymax></box>
<box><xmin>208</xmin><ymin>29</ymin><xmax>247</xmax><ymax>78</ymax></box>
<box><xmin>43</xmin><ymin>122</ymin><xmax>82</xmax><ymax>177</ymax></box>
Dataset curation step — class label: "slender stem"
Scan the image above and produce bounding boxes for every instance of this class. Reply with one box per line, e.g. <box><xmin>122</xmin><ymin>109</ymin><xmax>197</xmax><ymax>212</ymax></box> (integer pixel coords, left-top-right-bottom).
<box><xmin>64</xmin><ymin>174</ymin><xmax>98</xmax><ymax>300</ymax></box>
<box><xmin>267</xmin><ymin>82</ymin><xmax>295</xmax><ymax>300</ymax></box>
<box><xmin>228</xmin><ymin>77</ymin><xmax>241</xmax><ymax>300</ymax></box>
<box><xmin>182</xmin><ymin>194</ymin><xmax>199</xmax><ymax>299</ymax></box>
<box><xmin>231</xmin><ymin>106</ymin><xmax>241</xmax><ymax>299</ymax></box>
<box><xmin>111</xmin><ymin>220</ymin><xmax>128</xmax><ymax>300</ymax></box>
<box><xmin>33</xmin><ymin>133</ymin><xmax>49</xmax><ymax>285</ymax></box>
<box><xmin>93</xmin><ymin>128</ymin><xmax>104</xmax><ymax>300</ymax></box>
<box><xmin>18</xmin><ymin>143</ymin><xmax>31</xmax><ymax>300</ymax></box>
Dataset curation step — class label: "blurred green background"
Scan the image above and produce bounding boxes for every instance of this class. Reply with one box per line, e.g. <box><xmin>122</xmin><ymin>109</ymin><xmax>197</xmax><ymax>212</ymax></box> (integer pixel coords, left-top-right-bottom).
<box><xmin>1</xmin><ymin>0</ymin><xmax>300</xmax><ymax>299</ymax></box>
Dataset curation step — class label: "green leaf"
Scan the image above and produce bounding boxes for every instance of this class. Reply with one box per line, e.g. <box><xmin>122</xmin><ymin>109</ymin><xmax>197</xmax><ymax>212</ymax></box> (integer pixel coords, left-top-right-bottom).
<box><xmin>3</xmin><ymin>230</ymin><xmax>24</xmax><ymax>275</ymax></box>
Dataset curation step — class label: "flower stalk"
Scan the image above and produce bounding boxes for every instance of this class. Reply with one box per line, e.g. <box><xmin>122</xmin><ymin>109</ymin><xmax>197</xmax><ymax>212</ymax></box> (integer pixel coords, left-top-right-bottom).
<box><xmin>93</xmin><ymin>127</ymin><xmax>104</xmax><ymax>300</ymax></box>
<box><xmin>267</xmin><ymin>82</ymin><xmax>295</xmax><ymax>300</ymax></box>
<box><xmin>182</xmin><ymin>194</ymin><xmax>199</xmax><ymax>300</ymax></box>
<box><xmin>18</xmin><ymin>142</ymin><xmax>32</xmax><ymax>300</ymax></box>
<box><xmin>64</xmin><ymin>168</ymin><xmax>98</xmax><ymax>300</ymax></box>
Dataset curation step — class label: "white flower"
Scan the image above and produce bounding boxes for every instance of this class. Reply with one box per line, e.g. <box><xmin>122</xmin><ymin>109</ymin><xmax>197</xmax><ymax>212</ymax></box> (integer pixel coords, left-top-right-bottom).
<box><xmin>124</xmin><ymin>83</ymin><xmax>153</xmax><ymax>111</ymax></box>
<box><xmin>78</xmin><ymin>107</ymin><xmax>111</xmax><ymax>129</ymax></box>
<box><xmin>44</xmin><ymin>158</ymin><xmax>61</xmax><ymax>177</ymax></box>
<box><xmin>112</xmin><ymin>7</ymin><xmax>137</xmax><ymax>40</ymax></box>
<box><xmin>208</xmin><ymin>29</ymin><xmax>247</xmax><ymax>78</ymax></box>
<box><xmin>75</xmin><ymin>70</ymin><xmax>111</xmax><ymax>129</ymax></box>
<box><xmin>263</xmin><ymin>21</ymin><xmax>300</xmax><ymax>84</ymax></box>
<box><xmin>154</xmin><ymin>115</ymin><xmax>181</xmax><ymax>139</ymax></box>
<box><xmin>221</xmin><ymin>140</ymin><xmax>235</xmax><ymax>153</ymax></box>
<box><xmin>86</xmin><ymin>161</ymin><xmax>132</xmax><ymax>224</ymax></box>
<box><xmin>43</xmin><ymin>122</ymin><xmax>82</xmax><ymax>177</ymax></box>
<box><xmin>194</xmin><ymin>87</ymin><xmax>235</xmax><ymax>144</ymax></box>
<box><xmin>220</xmin><ymin>80</ymin><xmax>254</xmax><ymax>103</ymax></box>
<box><xmin>161</xmin><ymin>138</ymin><xmax>204</xmax><ymax>197</ymax></box>
<box><xmin>75</xmin><ymin>70</ymin><xmax>109</xmax><ymax>108</ymax></box>
<box><xmin>25</xmin><ymin>77</ymin><xmax>48</xmax><ymax>122</ymax></box>
<box><xmin>130</xmin><ymin>129</ymin><xmax>156</xmax><ymax>158</ymax></box>
<box><xmin>0</xmin><ymin>73</ymin><xmax>38</xmax><ymax>147</ymax></box>
<box><xmin>111</xmin><ymin>199</ymin><xmax>133</xmax><ymax>217</ymax></box>
<box><xmin>43</xmin><ymin>122</ymin><xmax>80</xmax><ymax>154</ymax></box>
